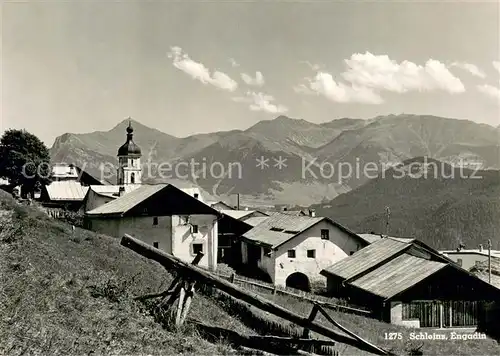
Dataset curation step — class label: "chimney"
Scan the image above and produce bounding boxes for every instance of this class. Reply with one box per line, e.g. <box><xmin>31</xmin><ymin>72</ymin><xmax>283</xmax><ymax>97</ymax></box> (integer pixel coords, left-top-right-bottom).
<box><xmin>194</xmin><ymin>193</ymin><xmax>199</xmax><ymax>199</ymax></box>
<box><xmin>309</xmin><ymin>209</ymin><xmax>315</xmax><ymax>217</ymax></box>
<box><xmin>479</xmin><ymin>244</ymin><xmax>483</xmax><ymax>252</ymax></box>
<box><xmin>118</xmin><ymin>186</ymin><xmax>125</xmax><ymax>197</ymax></box>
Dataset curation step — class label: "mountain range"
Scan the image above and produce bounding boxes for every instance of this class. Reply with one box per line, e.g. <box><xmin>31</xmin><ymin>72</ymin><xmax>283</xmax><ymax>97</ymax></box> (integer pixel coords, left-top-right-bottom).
<box><xmin>50</xmin><ymin>114</ymin><xmax>500</xmax><ymax>206</ymax></box>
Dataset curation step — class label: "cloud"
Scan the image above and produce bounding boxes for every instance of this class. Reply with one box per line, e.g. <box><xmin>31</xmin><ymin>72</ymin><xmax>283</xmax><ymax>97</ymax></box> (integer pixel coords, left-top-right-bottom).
<box><xmin>299</xmin><ymin>60</ymin><xmax>321</xmax><ymax>71</ymax></box>
<box><xmin>477</xmin><ymin>84</ymin><xmax>500</xmax><ymax>101</ymax></box>
<box><xmin>167</xmin><ymin>46</ymin><xmax>238</xmax><ymax>92</ymax></box>
<box><xmin>493</xmin><ymin>61</ymin><xmax>500</xmax><ymax>74</ymax></box>
<box><xmin>305</xmin><ymin>72</ymin><xmax>383</xmax><ymax>104</ymax></box>
<box><xmin>451</xmin><ymin>62</ymin><xmax>486</xmax><ymax>78</ymax></box>
<box><xmin>240</xmin><ymin>71</ymin><xmax>265</xmax><ymax>86</ymax></box>
<box><xmin>232</xmin><ymin>91</ymin><xmax>288</xmax><ymax>114</ymax></box>
<box><xmin>341</xmin><ymin>52</ymin><xmax>465</xmax><ymax>94</ymax></box>
<box><xmin>229</xmin><ymin>58</ymin><xmax>240</xmax><ymax>68</ymax></box>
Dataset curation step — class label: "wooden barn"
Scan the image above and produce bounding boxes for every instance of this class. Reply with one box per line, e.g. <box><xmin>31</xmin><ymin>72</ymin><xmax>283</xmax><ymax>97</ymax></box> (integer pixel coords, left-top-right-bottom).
<box><xmin>321</xmin><ymin>236</ymin><xmax>500</xmax><ymax>328</ymax></box>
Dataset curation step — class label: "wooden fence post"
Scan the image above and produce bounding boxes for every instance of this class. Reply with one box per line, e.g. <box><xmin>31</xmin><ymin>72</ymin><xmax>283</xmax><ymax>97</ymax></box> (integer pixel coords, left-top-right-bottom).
<box><xmin>179</xmin><ymin>281</ymin><xmax>196</xmax><ymax>325</ymax></box>
<box><xmin>175</xmin><ymin>282</ymin><xmax>187</xmax><ymax>326</ymax></box>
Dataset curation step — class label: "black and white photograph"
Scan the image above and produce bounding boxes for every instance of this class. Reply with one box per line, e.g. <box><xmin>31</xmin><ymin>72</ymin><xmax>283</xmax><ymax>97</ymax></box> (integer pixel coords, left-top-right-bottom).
<box><xmin>1</xmin><ymin>1</ymin><xmax>499</xmax><ymax>355</ymax></box>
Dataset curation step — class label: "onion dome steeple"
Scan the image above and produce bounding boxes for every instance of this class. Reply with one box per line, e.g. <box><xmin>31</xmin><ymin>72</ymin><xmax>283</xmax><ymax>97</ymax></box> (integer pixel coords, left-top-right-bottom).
<box><xmin>117</xmin><ymin>119</ymin><xmax>142</xmax><ymax>156</ymax></box>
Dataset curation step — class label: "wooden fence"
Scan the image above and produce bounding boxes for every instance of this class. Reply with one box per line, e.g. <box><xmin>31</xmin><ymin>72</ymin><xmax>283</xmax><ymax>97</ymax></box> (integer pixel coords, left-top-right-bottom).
<box><xmin>121</xmin><ymin>234</ymin><xmax>396</xmax><ymax>356</ymax></box>
<box><xmin>214</xmin><ymin>271</ymin><xmax>373</xmax><ymax>317</ymax></box>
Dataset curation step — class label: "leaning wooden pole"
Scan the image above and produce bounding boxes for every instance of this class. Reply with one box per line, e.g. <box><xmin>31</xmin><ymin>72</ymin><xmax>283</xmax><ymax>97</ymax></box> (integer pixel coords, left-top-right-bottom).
<box><xmin>121</xmin><ymin>234</ymin><xmax>395</xmax><ymax>356</ymax></box>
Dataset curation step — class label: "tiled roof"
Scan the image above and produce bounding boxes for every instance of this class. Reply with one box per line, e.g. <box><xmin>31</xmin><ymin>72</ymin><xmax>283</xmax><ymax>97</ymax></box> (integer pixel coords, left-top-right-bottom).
<box><xmin>89</xmin><ymin>184</ymin><xmax>141</xmax><ymax>197</ymax></box>
<box><xmin>350</xmin><ymin>253</ymin><xmax>447</xmax><ymax>299</ymax></box>
<box><xmin>244</xmin><ymin>216</ymin><xmax>270</xmax><ymax>227</ymax></box>
<box><xmin>474</xmin><ymin>272</ymin><xmax>500</xmax><ymax>289</ymax></box>
<box><xmin>280</xmin><ymin>210</ymin><xmax>306</xmax><ymax>216</ymax></box>
<box><xmin>321</xmin><ymin>237</ymin><xmax>412</xmax><ymax>280</ymax></box>
<box><xmin>86</xmin><ymin>184</ymin><xmax>167</xmax><ymax>215</ymax></box>
<box><xmin>45</xmin><ymin>181</ymin><xmax>89</xmax><ymax>201</ymax></box>
<box><xmin>210</xmin><ymin>201</ymin><xmax>235</xmax><ymax>210</ymax></box>
<box><xmin>51</xmin><ymin>164</ymin><xmax>79</xmax><ymax>179</ymax></box>
<box><xmin>441</xmin><ymin>249</ymin><xmax>500</xmax><ymax>258</ymax></box>
<box><xmin>242</xmin><ymin>213</ymin><xmax>324</xmax><ymax>248</ymax></box>
<box><xmin>357</xmin><ymin>234</ymin><xmax>384</xmax><ymax>244</ymax></box>
<box><xmin>220</xmin><ymin>209</ymin><xmax>256</xmax><ymax>220</ymax></box>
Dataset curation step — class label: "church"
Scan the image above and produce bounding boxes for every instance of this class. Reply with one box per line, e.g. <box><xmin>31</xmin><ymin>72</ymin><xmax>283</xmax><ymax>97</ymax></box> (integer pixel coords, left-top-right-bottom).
<box><xmin>83</xmin><ymin>119</ymin><xmax>221</xmax><ymax>271</ymax></box>
<box><xmin>80</xmin><ymin>121</ymin><xmax>143</xmax><ymax>213</ymax></box>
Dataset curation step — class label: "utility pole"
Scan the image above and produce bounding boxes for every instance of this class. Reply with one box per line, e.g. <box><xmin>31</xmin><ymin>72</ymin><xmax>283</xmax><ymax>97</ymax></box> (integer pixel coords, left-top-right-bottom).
<box><xmin>488</xmin><ymin>239</ymin><xmax>492</xmax><ymax>284</ymax></box>
<box><xmin>385</xmin><ymin>206</ymin><xmax>390</xmax><ymax>236</ymax></box>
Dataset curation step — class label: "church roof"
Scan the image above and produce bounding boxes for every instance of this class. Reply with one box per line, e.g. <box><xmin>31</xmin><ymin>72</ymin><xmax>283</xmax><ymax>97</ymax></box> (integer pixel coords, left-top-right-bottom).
<box><xmin>117</xmin><ymin>120</ymin><xmax>141</xmax><ymax>156</ymax></box>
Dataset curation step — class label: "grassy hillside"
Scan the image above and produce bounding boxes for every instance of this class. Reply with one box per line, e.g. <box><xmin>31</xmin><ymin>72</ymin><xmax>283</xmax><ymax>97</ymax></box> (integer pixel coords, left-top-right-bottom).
<box><xmin>1</xmin><ymin>191</ymin><xmax>499</xmax><ymax>355</ymax></box>
<box><xmin>312</xmin><ymin>158</ymin><xmax>500</xmax><ymax>250</ymax></box>
<box><xmin>0</xmin><ymin>192</ymin><xmax>249</xmax><ymax>355</ymax></box>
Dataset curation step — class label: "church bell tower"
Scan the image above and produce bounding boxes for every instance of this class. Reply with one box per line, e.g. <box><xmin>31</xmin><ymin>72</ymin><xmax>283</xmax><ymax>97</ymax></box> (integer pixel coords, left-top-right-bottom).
<box><xmin>117</xmin><ymin>119</ymin><xmax>142</xmax><ymax>185</ymax></box>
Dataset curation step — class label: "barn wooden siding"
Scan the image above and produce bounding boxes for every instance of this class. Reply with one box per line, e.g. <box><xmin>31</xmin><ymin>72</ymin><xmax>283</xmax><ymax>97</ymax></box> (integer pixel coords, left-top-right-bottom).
<box><xmin>402</xmin><ymin>301</ymin><xmax>479</xmax><ymax>328</ymax></box>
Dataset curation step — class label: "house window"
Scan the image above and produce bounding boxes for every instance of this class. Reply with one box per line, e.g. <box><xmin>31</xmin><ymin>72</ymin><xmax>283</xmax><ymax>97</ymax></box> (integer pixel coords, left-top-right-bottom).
<box><xmin>288</xmin><ymin>250</ymin><xmax>296</xmax><ymax>258</ymax></box>
<box><xmin>192</xmin><ymin>243</ymin><xmax>204</xmax><ymax>255</ymax></box>
<box><xmin>153</xmin><ymin>217</ymin><xmax>158</xmax><ymax>226</ymax></box>
<box><xmin>130</xmin><ymin>173</ymin><xmax>135</xmax><ymax>184</ymax></box>
<box><xmin>191</xmin><ymin>225</ymin><xmax>199</xmax><ymax>234</ymax></box>
<box><xmin>321</xmin><ymin>229</ymin><xmax>330</xmax><ymax>240</ymax></box>
<box><xmin>456</xmin><ymin>258</ymin><xmax>463</xmax><ymax>267</ymax></box>
<box><xmin>307</xmin><ymin>249</ymin><xmax>316</xmax><ymax>258</ymax></box>
<box><xmin>153</xmin><ymin>242</ymin><xmax>159</xmax><ymax>248</ymax></box>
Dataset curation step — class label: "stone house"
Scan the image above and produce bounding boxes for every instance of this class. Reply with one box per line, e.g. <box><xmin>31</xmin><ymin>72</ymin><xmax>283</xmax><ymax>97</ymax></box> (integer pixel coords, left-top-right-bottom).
<box><xmin>84</xmin><ymin>184</ymin><xmax>221</xmax><ymax>271</ymax></box>
<box><xmin>239</xmin><ymin>212</ymin><xmax>368</xmax><ymax>290</ymax></box>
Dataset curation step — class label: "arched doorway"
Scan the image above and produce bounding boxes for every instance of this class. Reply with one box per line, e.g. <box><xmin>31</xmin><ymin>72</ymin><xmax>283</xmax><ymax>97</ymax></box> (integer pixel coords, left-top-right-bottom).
<box><xmin>285</xmin><ymin>272</ymin><xmax>310</xmax><ymax>292</ymax></box>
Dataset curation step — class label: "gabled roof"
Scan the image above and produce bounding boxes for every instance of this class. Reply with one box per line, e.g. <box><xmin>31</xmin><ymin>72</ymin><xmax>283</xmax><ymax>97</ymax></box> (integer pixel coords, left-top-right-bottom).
<box><xmin>220</xmin><ymin>209</ymin><xmax>257</xmax><ymax>220</ymax></box>
<box><xmin>440</xmin><ymin>249</ymin><xmax>500</xmax><ymax>258</ymax></box>
<box><xmin>242</xmin><ymin>213</ymin><xmax>366</xmax><ymax>249</ymax></box>
<box><xmin>210</xmin><ymin>201</ymin><xmax>235</xmax><ymax>211</ymax></box>
<box><xmin>85</xmin><ymin>184</ymin><xmax>219</xmax><ymax>217</ymax></box>
<box><xmin>244</xmin><ymin>216</ymin><xmax>271</xmax><ymax>227</ymax></box>
<box><xmin>88</xmin><ymin>184</ymin><xmax>141</xmax><ymax>198</ymax></box>
<box><xmin>357</xmin><ymin>234</ymin><xmax>384</xmax><ymax>244</ymax></box>
<box><xmin>279</xmin><ymin>210</ymin><xmax>307</xmax><ymax>216</ymax></box>
<box><xmin>51</xmin><ymin>163</ymin><xmax>110</xmax><ymax>185</ymax></box>
<box><xmin>45</xmin><ymin>181</ymin><xmax>89</xmax><ymax>201</ymax></box>
<box><xmin>86</xmin><ymin>184</ymin><xmax>164</xmax><ymax>215</ymax></box>
<box><xmin>321</xmin><ymin>237</ymin><xmax>413</xmax><ymax>280</ymax></box>
<box><xmin>242</xmin><ymin>213</ymin><xmax>323</xmax><ymax>247</ymax></box>
<box><xmin>470</xmin><ymin>256</ymin><xmax>500</xmax><ymax>289</ymax></box>
<box><xmin>52</xmin><ymin>164</ymin><xmax>79</xmax><ymax>179</ymax></box>
<box><xmin>349</xmin><ymin>253</ymin><xmax>447</xmax><ymax>299</ymax></box>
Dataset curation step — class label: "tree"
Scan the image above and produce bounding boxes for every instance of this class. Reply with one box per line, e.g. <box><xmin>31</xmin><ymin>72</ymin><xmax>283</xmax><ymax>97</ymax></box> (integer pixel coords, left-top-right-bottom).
<box><xmin>0</xmin><ymin>129</ymin><xmax>52</xmax><ymax>196</ymax></box>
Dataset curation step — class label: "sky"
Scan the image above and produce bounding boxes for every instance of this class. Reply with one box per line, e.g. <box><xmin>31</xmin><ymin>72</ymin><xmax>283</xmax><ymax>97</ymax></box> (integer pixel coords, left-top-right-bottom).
<box><xmin>2</xmin><ymin>0</ymin><xmax>500</xmax><ymax>146</ymax></box>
